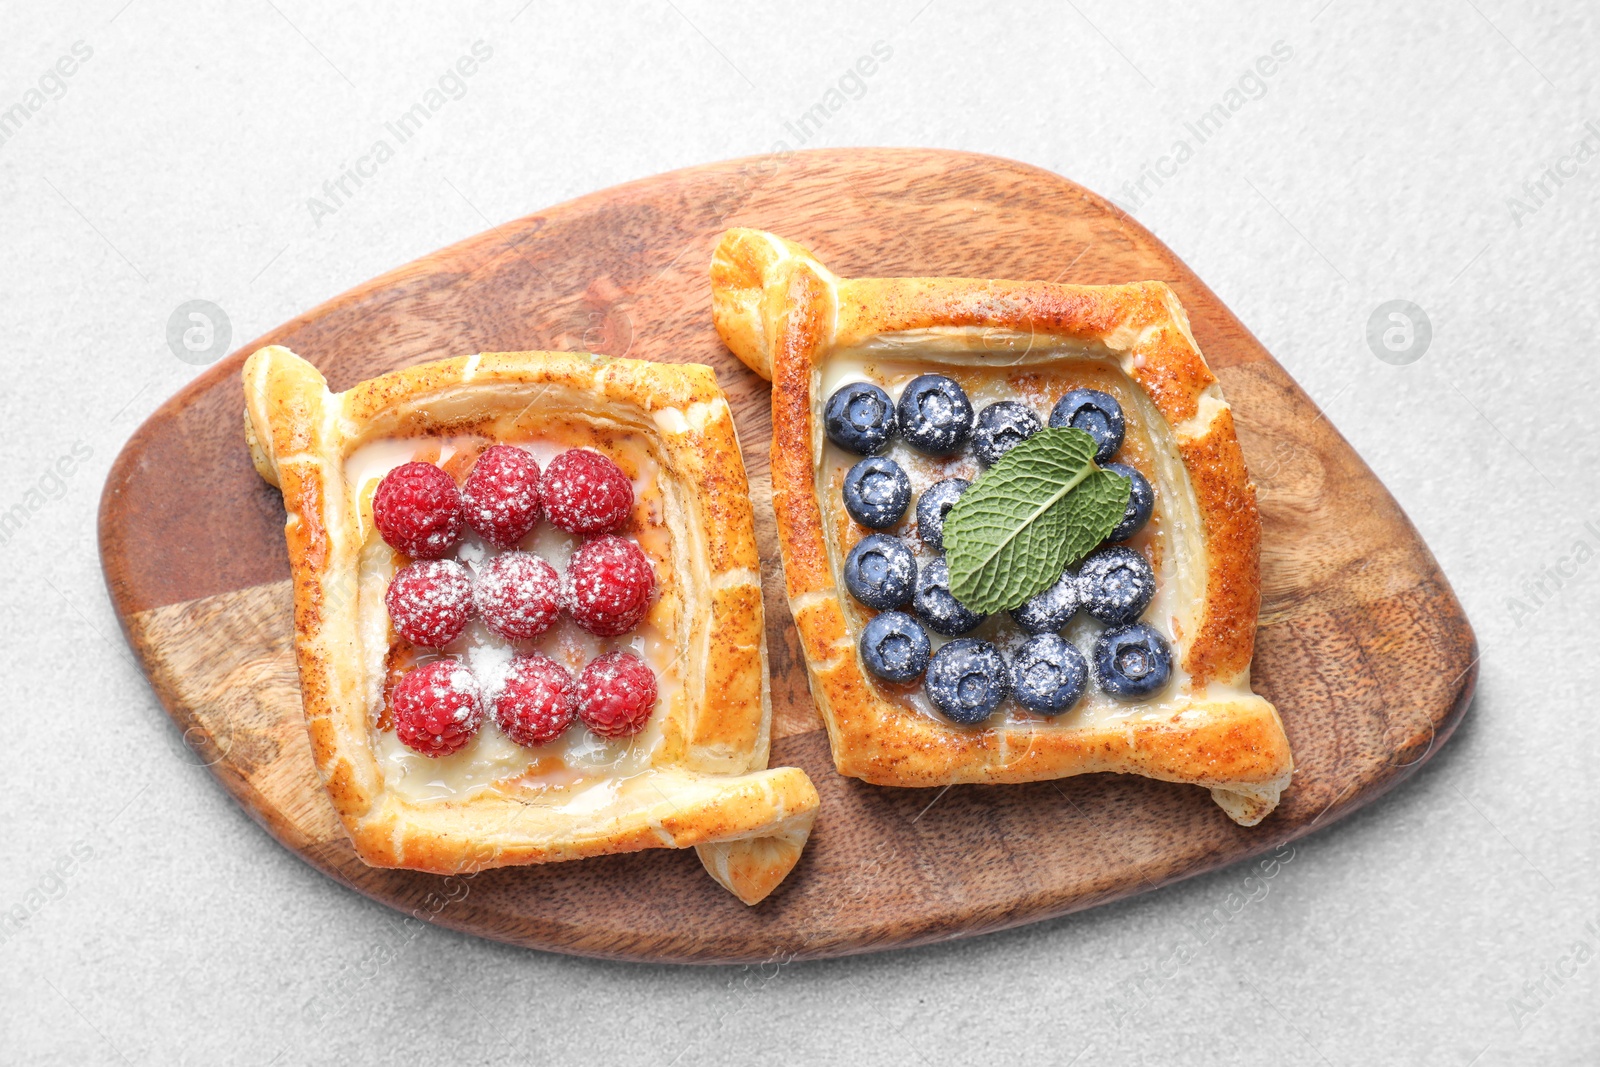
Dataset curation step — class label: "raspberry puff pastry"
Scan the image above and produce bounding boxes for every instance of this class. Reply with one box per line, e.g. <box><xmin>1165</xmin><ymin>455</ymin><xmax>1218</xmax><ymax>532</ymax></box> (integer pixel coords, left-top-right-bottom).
<box><xmin>243</xmin><ymin>346</ymin><xmax>818</xmax><ymax>903</ymax></box>
<box><xmin>710</xmin><ymin>229</ymin><xmax>1293</xmax><ymax>825</ymax></box>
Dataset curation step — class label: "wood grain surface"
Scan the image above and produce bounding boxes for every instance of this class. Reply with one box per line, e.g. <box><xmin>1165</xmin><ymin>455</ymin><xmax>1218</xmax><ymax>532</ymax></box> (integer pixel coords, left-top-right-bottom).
<box><xmin>98</xmin><ymin>148</ymin><xmax>1477</xmax><ymax>964</ymax></box>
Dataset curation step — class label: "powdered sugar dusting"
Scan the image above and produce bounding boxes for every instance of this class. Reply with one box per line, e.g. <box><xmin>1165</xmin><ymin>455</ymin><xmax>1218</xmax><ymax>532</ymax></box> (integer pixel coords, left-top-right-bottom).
<box><xmin>372</xmin><ymin>461</ymin><xmax>465</xmax><ymax>559</ymax></box>
<box><xmin>462</xmin><ymin>444</ymin><xmax>542</xmax><ymax>547</ymax></box>
<box><xmin>458</xmin><ymin>539</ymin><xmax>488</xmax><ymax>568</ymax></box>
<box><xmin>391</xmin><ymin>659</ymin><xmax>485</xmax><ymax>755</ymax></box>
<box><xmin>821</xmin><ymin>354</ymin><xmax>1191</xmax><ymax>730</ymax></box>
<box><xmin>540</xmin><ymin>448</ymin><xmax>633</xmax><ymax>534</ymax></box>
<box><xmin>473</xmin><ymin>551</ymin><xmax>561</xmax><ymax>640</ymax></box>
<box><xmin>464</xmin><ymin>636</ymin><xmax>516</xmax><ymax>702</ymax></box>
<box><xmin>356</xmin><ymin>432</ymin><xmax>673</xmax><ymax>800</ymax></box>
<box><xmin>385</xmin><ymin>559</ymin><xmax>474</xmax><ymax>647</ymax></box>
<box><xmin>563</xmin><ymin>535</ymin><xmax>656</xmax><ymax>635</ymax></box>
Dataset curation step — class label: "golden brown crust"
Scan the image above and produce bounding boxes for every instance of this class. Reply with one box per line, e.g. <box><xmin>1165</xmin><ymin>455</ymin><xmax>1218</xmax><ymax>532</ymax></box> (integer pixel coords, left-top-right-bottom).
<box><xmin>1177</xmin><ymin>407</ymin><xmax>1261</xmax><ymax>687</ymax></box>
<box><xmin>710</xmin><ymin>228</ymin><xmax>1292</xmax><ymax>824</ymax></box>
<box><xmin>243</xmin><ymin>346</ymin><xmax>817</xmax><ymax>903</ymax></box>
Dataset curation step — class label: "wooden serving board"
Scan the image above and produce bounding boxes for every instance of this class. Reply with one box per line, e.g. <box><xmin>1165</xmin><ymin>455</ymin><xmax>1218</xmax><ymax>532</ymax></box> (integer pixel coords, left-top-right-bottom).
<box><xmin>99</xmin><ymin>149</ymin><xmax>1476</xmax><ymax>964</ymax></box>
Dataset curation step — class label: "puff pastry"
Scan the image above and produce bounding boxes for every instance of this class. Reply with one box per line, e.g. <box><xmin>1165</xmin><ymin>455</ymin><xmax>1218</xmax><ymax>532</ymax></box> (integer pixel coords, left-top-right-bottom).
<box><xmin>710</xmin><ymin>229</ymin><xmax>1293</xmax><ymax>824</ymax></box>
<box><xmin>242</xmin><ymin>346</ymin><xmax>818</xmax><ymax>903</ymax></box>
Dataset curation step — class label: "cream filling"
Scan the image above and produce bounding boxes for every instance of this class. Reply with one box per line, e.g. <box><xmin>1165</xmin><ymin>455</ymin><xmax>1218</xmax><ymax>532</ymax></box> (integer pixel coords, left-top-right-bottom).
<box><xmin>816</xmin><ymin>342</ymin><xmax>1240</xmax><ymax>732</ymax></box>
<box><xmin>343</xmin><ymin>435</ymin><xmax>679</xmax><ymax>804</ymax></box>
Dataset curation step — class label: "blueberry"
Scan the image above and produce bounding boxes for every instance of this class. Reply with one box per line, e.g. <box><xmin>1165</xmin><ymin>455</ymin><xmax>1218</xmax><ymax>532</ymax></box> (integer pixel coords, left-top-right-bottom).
<box><xmin>1076</xmin><ymin>545</ymin><xmax>1156</xmax><ymax>625</ymax></box>
<box><xmin>859</xmin><ymin>610</ymin><xmax>931</xmax><ymax>682</ymax></box>
<box><xmin>925</xmin><ymin>638</ymin><xmax>1010</xmax><ymax>724</ymax></box>
<box><xmin>971</xmin><ymin>401</ymin><xmax>1041</xmax><ymax>467</ymax></box>
<box><xmin>912</xmin><ymin>557</ymin><xmax>986</xmax><ymax>636</ymax></box>
<box><xmin>1093</xmin><ymin>623</ymin><xmax>1173</xmax><ymax>699</ymax></box>
<box><xmin>915</xmin><ymin>478</ymin><xmax>970</xmax><ymax>552</ymax></box>
<box><xmin>1010</xmin><ymin>634</ymin><xmax>1089</xmax><ymax>715</ymax></box>
<box><xmin>1102</xmin><ymin>462</ymin><xmax>1154</xmax><ymax>542</ymax></box>
<box><xmin>896</xmin><ymin>374</ymin><xmax>973</xmax><ymax>455</ymax></box>
<box><xmin>824</xmin><ymin>381</ymin><xmax>896</xmax><ymax>455</ymax></box>
<box><xmin>1009</xmin><ymin>570</ymin><xmax>1080</xmax><ymax>633</ymax></box>
<box><xmin>842</xmin><ymin>456</ymin><xmax>911</xmax><ymax>528</ymax></box>
<box><xmin>1048</xmin><ymin>388</ymin><xmax>1125</xmax><ymax>462</ymax></box>
<box><xmin>843</xmin><ymin>534</ymin><xmax>917</xmax><ymax>610</ymax></box>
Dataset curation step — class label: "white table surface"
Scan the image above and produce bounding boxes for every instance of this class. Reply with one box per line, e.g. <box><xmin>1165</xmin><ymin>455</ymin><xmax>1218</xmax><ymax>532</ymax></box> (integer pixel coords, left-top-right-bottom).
<box><xmin>3</xmin><ymin>1</ymin><xmax>1596</xmax><ymax>1063</ymax></box>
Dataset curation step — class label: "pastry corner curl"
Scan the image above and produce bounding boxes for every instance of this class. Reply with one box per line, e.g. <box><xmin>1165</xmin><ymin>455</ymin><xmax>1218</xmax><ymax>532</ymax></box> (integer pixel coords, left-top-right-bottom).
<box><xmin>710</xmin><ymin>228</ymin><xmax>839</xmax><ymax>381</ymax></box>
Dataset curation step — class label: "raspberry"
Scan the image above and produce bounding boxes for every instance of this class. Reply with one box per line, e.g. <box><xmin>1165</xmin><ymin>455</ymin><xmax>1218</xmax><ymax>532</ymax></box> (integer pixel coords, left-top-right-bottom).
<box><xmin>563</xmin><ymin>535</ymin><xmax>655</xmax><ymax>636</ymax></box>
<box><xmin>373</xmin><ymin>461</ymin><xmax>465</xmax><ymax>559</ymax></box>
<box><xmin>461</xmin><ymin>445</ymin><xmax>542</xmax><ymax>548</ymax></box>
<box><xmin>494</xmin><ymin>652</ymin><xmax>577</xmax><ymax>747</ymax></box>
<box><xmin>474</xmin><ymin>551</ymin><xmax>561</xmax><ymax>640</ymax></box>
<box><xmin>575</xmin><ymin>652</ymin><xmax>657</xmax><ymax>739</ymax></box>
<box><xmin>392</xmin><ymin>659</ymin><xmax>484</xmax><ymax>756</ymax></box>
<box><xmin>385</xmin><ymin>559</ymin><xmax>474</xmax><ymax>647</ymax></box>
<box><xmin>540</xmin><ymin>449</ymin><xmax>633</xmax><ymax>535</ymax></box>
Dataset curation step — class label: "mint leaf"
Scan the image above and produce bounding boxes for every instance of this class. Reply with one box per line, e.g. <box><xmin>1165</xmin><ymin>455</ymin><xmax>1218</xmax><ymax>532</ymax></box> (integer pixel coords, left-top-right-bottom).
<box><xmin>943</xmin><ymin>428</ymin><xmax>1132</xmax><ymax>613</ymax></box>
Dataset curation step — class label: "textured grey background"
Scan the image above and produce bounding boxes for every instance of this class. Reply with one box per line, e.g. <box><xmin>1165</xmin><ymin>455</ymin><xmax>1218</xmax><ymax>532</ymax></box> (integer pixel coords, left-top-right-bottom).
<box><xmin>2</xmin><ymin>1</ymin><xmax>1596</xmax><ymax>1064</ymax></box>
